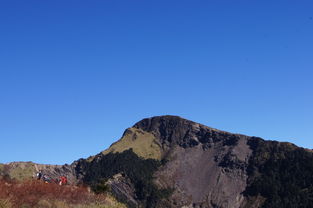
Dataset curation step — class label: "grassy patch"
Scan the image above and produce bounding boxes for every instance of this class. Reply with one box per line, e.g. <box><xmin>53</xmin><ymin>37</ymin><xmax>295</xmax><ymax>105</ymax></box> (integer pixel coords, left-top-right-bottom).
<box><xmin>0</xmin><ymin>198</ymin><xmax>12</xmax><ymax>208</ymax></box>
<box><xmin>102</xmin><ymin>128</ymin><xmax>162</xmax><ymax>160</ymax></box>
<box><xmin>0</xmin><ymin>164</ymin><xmax>4</xmax><ymax>176</ymax></box>
<box><xmin>8</xmin><ymin>163</ymin><xmax>36</xmax><ymax>181</ymax></box>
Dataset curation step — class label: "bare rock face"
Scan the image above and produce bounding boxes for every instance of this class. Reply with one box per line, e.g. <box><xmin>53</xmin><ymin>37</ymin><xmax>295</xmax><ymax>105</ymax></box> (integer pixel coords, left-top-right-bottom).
<box><xmin>134</xmin><ymin>116</ymin><xmax>253</xmax><ymax>208</ymax></box>
<box><xmin>155</xmin><ymin>138</ymin><xmax>251</xmax><ymax>208</ymax></box>
<box><xmin>38</xmin><ymin>163</ymin><xmax>79</xmax><ymax>184</ymax></box>
<box><xmin>106</xmin><ymin>173</ymin><xmax>138</xmax><ymax>207</ymax></box>
<box><xmin>133</xmin><ymin>116</ymin><xmax>243</xmax><ymax>150</ymax></box>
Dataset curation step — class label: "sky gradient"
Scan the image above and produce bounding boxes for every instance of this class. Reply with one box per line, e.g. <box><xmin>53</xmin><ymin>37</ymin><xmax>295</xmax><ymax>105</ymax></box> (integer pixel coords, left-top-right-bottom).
<box><xmin>0</xmin><ymin>0</ymin><xmax>312</xmax><ymax>164</ymax></box>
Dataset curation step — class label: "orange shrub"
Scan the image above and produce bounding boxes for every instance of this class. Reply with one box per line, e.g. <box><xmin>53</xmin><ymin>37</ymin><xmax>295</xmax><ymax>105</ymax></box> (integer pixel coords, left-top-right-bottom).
<box><xmin>0</xmin><ymin>179</ymin><xmax>106</xmax><ymax>208</ymax></box>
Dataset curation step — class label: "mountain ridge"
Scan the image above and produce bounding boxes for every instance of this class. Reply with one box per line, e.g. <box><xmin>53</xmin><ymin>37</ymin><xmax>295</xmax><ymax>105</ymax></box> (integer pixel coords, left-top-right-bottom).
<box><xmin>2</xmin><ymin>115</ymin><xmax>313</xmax><ymax>208</ymax></box>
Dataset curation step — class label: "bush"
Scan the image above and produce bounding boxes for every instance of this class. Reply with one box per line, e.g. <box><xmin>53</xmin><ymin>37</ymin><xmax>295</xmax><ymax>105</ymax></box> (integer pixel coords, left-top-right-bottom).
<box><xmin>93</xmin><ymin>182</ymin><xmax>110</xmax><ymax>194</ymax></box>
<box><xmin>0</xmin><ymin>179</ymin><xmax>109</xmax><ymax>208</ymax></box>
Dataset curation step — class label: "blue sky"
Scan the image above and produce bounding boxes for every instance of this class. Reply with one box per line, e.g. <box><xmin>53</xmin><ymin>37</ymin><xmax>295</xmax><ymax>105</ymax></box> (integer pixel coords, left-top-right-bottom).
<box><xmin>0</xmin><ymin>0</ymin><xmax>312</xmax><ymax>164</ymax></box>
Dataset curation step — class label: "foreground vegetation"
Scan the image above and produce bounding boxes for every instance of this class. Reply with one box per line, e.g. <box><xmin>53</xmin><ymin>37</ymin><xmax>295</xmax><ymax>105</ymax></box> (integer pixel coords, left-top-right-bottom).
<box><xmin>0</xmin><ymin>149</ymin><xmax>172</xmax><ymax>208</ymax></box>
<box><xmin>0</xmin><ymin>178</ymin><xmax>125</xmax><ymax>208</ymax></box>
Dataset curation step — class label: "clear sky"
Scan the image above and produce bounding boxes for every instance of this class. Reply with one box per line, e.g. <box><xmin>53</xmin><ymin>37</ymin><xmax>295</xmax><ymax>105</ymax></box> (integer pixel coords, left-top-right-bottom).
<box><xmin>0</xmin><ymin>0</ymin><xmax>312</xmax><ymax>164</ymax></box>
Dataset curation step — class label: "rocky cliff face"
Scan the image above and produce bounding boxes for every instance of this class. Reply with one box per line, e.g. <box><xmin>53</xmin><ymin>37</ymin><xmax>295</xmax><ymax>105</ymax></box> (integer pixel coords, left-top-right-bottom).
<box><xmin>70</xmin><ymin>116</ymin><xmax>255</xmax><ymax>208</ymax></box>
<box><xmin>133</xmin><ymin>116</ymin><xmax>252</xmax><ymax>208</ymax></box>
<box><xmin>3</xmin><ymin>116</ymin><xmax>313</xmax><ymax>208</ymax></box>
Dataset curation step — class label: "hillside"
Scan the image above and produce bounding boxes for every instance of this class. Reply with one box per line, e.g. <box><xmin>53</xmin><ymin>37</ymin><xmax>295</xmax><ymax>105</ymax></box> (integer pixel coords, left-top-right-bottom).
<box><xmin>2</xmin><ymin>115</ymin><xmax>313</xmax><ymax>208</ymax></box>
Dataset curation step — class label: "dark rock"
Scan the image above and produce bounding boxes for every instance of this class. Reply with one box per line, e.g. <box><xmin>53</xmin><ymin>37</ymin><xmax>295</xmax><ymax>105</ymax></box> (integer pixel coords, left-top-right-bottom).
<box><xmin>133</xmin><ymin>115</ymin><xmax>242</xmax><ymax>150</ymax></box>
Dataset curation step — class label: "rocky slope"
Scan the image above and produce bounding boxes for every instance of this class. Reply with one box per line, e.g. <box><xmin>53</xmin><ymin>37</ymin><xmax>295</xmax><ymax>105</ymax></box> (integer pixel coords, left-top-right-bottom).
<box><xmin>2</xmin><ymin>115</ymin><xmax>313</xmax><ymax>208</ymax></box>
<box><xmin>0</xmin><ymin>161</ymin><xmax>78</xmax><ymax>184</ymax></box>
<box><xmin>131</xmin><ymin>116</ymin><xmax>252</xmax><ymax>207</ymax></box>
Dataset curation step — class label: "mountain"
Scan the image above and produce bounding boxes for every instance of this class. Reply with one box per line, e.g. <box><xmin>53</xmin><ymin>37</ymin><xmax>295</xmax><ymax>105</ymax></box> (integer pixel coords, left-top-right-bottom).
<box><xmin>2</xmin><ymin>115</ymin><xmax>313</xmax><ymax>208</ymax></box>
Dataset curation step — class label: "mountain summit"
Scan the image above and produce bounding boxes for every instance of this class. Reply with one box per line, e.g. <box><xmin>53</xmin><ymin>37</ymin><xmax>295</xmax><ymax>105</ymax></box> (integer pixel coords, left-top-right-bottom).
<box><xmin>133</xmin><ymin>115</ymin><xmax>240</xmax><ymax>148</ymax></box>
<box><xmin>2</xmin><ymin>115</ymin><xmax>313</xmax><ymax>208</ymax></box>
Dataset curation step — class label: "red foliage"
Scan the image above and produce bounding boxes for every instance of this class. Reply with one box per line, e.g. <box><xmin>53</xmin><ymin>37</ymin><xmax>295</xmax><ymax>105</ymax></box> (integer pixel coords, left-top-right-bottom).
<box><xmin>0</xmin><ymin>179</ymin><xmax>106</xmax><ymax>207</ymax></box>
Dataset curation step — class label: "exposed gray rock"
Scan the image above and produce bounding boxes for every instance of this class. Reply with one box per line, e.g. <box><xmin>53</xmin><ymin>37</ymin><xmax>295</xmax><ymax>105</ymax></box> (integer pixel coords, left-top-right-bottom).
<box><xmin>37</xmin><ymin>163</ymin><xmax>79</xmax><ymax>184</ymax></box>
<box><xmin>106</xmin><ymin>173</ymin><xmax>138</xmax><ymax>207</ymax></box>
<box><xmin>135</xmin><ymin>116</ymin><xmax>253</xmax><ymax>208</ymax></box>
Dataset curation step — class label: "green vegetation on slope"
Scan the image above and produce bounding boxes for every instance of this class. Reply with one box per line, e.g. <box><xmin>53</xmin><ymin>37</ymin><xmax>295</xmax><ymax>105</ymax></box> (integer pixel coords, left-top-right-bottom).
<box><xmin>8</xmin><ymin>162</ymin><xmax>36</xmax><ymax>180</ymax></box>
<box><xmin>0</xmin><ymin>164</ymin><xmax>4</xmax><ymax>173</ymax></box>
<box><xmin>102</xmin><ymin>128</ymin><xmax>162</xmax><ymax>160</ymax></box>
<box><xmin>78</xmin><ymin>149</ymin><xmax>172</xmax><ymax>208</ymax></box>
<box><xmin>0</xmin><ymin>162</ymin><xmax>36</xmax><ymax>181</ymax></box>
<box><xmin>245</xmin><ymin>138</ymin><xmax>313</xmax><ymax>208</ymax></box>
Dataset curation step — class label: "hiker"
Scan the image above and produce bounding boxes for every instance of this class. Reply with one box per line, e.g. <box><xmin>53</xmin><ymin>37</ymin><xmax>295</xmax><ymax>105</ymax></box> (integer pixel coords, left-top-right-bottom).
<box><xmin>36</xmin><ymin>170</ymin><xmax>42</xmax><ymax>180</ymax></box>
<box><xmin>42</xmin><ymin>174</ymin><xmax>51</xmax><ymax>183</ymax></box>
<box><xmin>59</xmin><ymin>176</ymin><xmax>68</xmax><ymax>185</ymax></box>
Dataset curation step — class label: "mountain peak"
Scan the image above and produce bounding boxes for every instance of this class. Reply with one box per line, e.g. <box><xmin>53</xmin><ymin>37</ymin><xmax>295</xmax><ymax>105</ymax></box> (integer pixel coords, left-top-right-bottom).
<box><xmin>133</xmin><ymin>115</ymin><xmax>237</xmax><ymax>148</ymax></box>
<box><xmin>133</xmin><ymin>115</ymin><xmax>195</xmax><ymax>130</ymax></box>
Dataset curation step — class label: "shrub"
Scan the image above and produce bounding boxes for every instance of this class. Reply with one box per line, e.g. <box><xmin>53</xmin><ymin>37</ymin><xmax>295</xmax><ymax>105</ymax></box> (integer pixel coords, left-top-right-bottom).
<box><xmin>0</xmin><ymin>179</ymin><xmax>109</xmax><ymax>208</ymax></box>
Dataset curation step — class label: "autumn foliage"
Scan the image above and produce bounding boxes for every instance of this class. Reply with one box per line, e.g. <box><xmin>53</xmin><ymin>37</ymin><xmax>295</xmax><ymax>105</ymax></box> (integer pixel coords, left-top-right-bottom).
<box><xmin>0</xmin><ymin>178</ymin><xmax>107</xmax><ymax>208</ymax></box>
